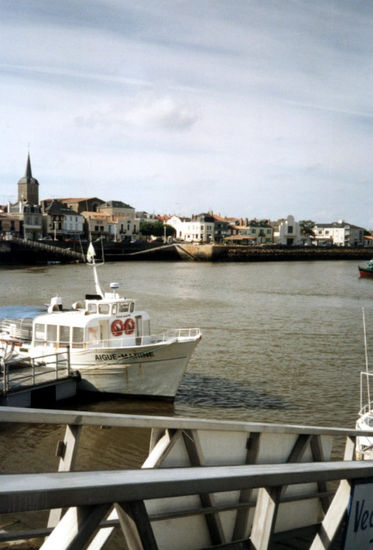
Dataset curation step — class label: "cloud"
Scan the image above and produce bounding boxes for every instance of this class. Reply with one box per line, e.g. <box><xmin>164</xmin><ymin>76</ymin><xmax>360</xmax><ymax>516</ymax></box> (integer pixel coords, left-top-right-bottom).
<box><xmin>75</xmin><ymin>93</ymin><xmax>199</xmax><ymax>131</ymax></box>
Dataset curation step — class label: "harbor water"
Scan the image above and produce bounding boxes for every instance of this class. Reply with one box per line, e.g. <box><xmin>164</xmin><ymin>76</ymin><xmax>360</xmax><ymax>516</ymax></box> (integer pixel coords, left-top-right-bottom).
<box><xmin>1</xmin><ymin>259</ymin><xmax>372</xmax><ymax>469</ymax></box>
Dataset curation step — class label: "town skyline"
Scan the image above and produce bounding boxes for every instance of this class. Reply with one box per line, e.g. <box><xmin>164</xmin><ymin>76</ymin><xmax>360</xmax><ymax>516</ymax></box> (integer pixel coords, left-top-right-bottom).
<box><xmin>3</xmin><ymin>151</ymin><xmax>372</xmax><ymax>232</ymax></box>
<box><xmin>1</xmin><ymin>1</ymin><xmax>373</xmax><ymax>227</ymax></box>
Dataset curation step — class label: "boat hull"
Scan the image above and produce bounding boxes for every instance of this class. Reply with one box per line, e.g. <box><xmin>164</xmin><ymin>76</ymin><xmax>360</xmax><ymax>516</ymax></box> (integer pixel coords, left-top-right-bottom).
<box><xmin>359</xmin><ymin>267</ymin><xmax>373</xmax><ymax>278</ymax></box>
<box><xmin>70</xmin><ymin>338</ymin><xmax>200</xmax><ymax>399</ymax></box>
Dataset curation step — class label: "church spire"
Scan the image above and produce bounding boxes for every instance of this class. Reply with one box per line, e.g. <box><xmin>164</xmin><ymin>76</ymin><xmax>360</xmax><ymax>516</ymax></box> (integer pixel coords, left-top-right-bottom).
<box><xmin>25</xmin><ymin>152</ymin><xmax>32</xmax><ymax>180</ymax></box>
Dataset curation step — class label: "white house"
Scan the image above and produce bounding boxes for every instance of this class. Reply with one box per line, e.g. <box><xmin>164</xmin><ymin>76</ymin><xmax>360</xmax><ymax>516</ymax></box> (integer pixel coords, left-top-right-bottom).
<box><xmin>43</xmin><ymin>200</ymin><xmax>83</xmax><ymax>239</ymax></box>
<box><xmin>313</xmin><ymin>221</ymin><xmax>366</xmax><ymax>247</ymax></box>
<box><xmin>274</xmin><ymin>215</ymin><xmax>302</xmax><ymax>246</ymax></box>
<box><xmin>167</xmin><ymin>213</ymin><xmax>215</xmax><ymax>243</ymax></box>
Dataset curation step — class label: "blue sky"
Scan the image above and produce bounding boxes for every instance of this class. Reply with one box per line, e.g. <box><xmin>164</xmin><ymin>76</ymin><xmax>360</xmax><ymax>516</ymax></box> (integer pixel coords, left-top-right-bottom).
<box><xmin>1</xmin><ymin>0</ymin><xmax>373</xmax><ymax>226</ymax></box>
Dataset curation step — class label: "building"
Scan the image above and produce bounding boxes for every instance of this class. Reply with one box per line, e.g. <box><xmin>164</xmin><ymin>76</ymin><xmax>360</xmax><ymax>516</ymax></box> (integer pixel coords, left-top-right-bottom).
<box><xmin>17</xmin><ymin>152</ymin><xmax>39</xmax><ymax>206</ymax></box>
<box><xmin>7</xmin><ymin>153</ymin><xmax>43</xmax><ymax>240</ymax></box>
<box><xmin>210</xmin><ymin>214</ymin><xmax>232</xmax><ymax>243</ymax></box>
<box><xmin>0</xmin><ymin>213</ymin><xmax>23</xmax><ymax>236</ymax></box>
<box><xmin>43</xmin><ymin>200</ymin><xmax>83</xmax><ymax>240</ymax></box>
<box><xmin>228</xmin><ymin>219</ymin><xmax>273</xmax><ymax>245</ymax></box>
<box><xmin>313</xmin><ymin>221</ymin><xmax>367</xmax><ymax>247</ymax></box>
<box><xmin>167</xmin><ymin>213</ymin><xmax>215</xmax><ymax>242</ymax></box>
<box><xmin>274</xmin><ymin>215</ymin><xmax>302</xmax><ymax>246</ymax></box>
<box><xmin>41</xmin><ymin>197</ymin><xmax>105</xmax><ymax>214</ymax></box>
<box><xmin>97</xmin><ymin>201</ymin><xmax>139</xmax><ymax>237</ymax></box>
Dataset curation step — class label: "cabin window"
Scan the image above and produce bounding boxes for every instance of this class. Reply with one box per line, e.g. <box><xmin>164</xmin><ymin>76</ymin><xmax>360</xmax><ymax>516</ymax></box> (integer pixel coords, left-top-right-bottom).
<box><xmin>35</xmin><ymin>323</ymin><xmax>45</xmax><ymax>341</ymax></box>
<box><xmin>88</xmin><ymin>303</ymin><xmax>97</xmax><ymax>314</ymax></box>
<box><xmin>47</xmin><ymin>325</ymin><xmax>57</xmax><ymax>343</ymax></box>
<box><xmin>130</xmin><ymin>302</ymin><xmax>134</xmax><ymax>313</ymax></box>
<box><xmin>72</xmin><ymin>327</ymin><xmax>84</xmax><ymax>348</ymax></box>
<box><xmin>98</xmin><ymin>304</ymin><xmax>110</xmax><ymax>314</ymax></box>
<box><xmin>143</xmin><ymin>319</ymin><xmax>150</xmax><ymax>335</ymax></box>
<box><xmin>112</xmin><ymin>304</ymin><xmax>117</xmax><ymax>315</ymax></box>
<box><xmin>118</xmin><ymin>303</ymin><xmax>129</xmax><ymax>313</ymax></box>
<box><xmin>59</xmin><ymin>326</ymin><xmax>70</xmax><ymax>345</ymax></box>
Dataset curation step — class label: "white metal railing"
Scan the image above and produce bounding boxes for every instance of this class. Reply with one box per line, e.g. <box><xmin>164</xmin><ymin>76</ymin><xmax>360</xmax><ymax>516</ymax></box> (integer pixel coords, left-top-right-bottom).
<box><xmin>30</xmin><ymin>328</ymin><xmax>201</xmax><ymax>351</ymax></box>
<box><xmin>0</xmin><ymin>407</ymin><xmax>372</xmax><ymax>549</ymax></box>
<box><xmin>0</xmin><ymin>318</ymin><xmax>33</xmax><ymax>341</ymax></box>
<box><xmin>1</xmin><ymin>349</ymin><xmax>71</xmax><ymax>394</ymax></box>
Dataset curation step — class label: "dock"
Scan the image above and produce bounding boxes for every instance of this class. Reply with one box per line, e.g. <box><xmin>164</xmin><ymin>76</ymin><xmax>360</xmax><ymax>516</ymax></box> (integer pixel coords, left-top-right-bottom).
<box><xmin>0</xmin><ymin>235</ymin><xmax>85</xmax><ymax>264</ymax></box>
<box><xmin>1</xmin><ymin>406</ymin><xmax>372</xmax><ymax>548</ymax></box>
<box><xmin>0</xmin><ymin>350</ymin><xmax>79</xmax><ymax>406</ymax></box>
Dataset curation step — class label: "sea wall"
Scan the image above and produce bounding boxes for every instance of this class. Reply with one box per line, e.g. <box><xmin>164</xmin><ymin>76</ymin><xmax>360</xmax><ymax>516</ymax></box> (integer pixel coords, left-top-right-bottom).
<box><xmin>2</xmin><ymin>238</ymin><xmax>373</xmax><ymax>264</ymax></box>
<box><xmin>175</xmin><ymin>243</ymin><xmax>373</xmax><ymax>262</ymax></box>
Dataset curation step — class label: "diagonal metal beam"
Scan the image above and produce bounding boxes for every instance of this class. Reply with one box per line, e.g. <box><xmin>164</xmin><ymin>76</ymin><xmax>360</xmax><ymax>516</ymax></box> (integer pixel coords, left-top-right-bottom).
<box><xmin>182</xmin><ymin>429</ymin><xmax>226</xmax><ymax>546</ymax></box>
<box><xmin>41</xmin><ymin>503</ymin><xmax>111</xmax><ymax>550</ymax></box>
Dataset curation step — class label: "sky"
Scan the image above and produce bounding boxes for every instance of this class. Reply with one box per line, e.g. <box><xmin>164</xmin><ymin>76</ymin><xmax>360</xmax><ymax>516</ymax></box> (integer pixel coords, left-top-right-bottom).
<box><xmin>1</xmin><ymin>0</ymin><xmax>373</xmax><ymax>227</ymax></box>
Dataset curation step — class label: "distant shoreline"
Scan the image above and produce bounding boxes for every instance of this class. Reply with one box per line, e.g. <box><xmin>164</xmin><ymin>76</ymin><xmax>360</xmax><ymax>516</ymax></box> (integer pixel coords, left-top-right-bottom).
<box><xmin>0</xmin><ymin>240</ymin><xmax>372</xmax><ymax>265</ymax></box>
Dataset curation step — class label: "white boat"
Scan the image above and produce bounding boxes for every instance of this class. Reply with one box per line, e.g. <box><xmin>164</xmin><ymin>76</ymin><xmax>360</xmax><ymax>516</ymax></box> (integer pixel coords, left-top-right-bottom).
<box><xmin>0</xmin><ymin>245</ymin><xmax>202</xmax><ymax>400</ymax></box>
<box><xmin>355</xmin><ymin>308</ymin><xmax>373</xmax><ymax>459</ymax></box>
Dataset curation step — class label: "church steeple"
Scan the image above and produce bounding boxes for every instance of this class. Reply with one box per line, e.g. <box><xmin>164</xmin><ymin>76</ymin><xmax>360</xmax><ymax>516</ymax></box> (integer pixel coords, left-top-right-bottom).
<box><xmin>18</xmin><ymin>152</ymin><xmax>39</xmax><ymax>206</ymax></box>
<box><xmin>25</xmin><ymin>152</ymin><xmax>32</xmax><ymax>180</ymax></box>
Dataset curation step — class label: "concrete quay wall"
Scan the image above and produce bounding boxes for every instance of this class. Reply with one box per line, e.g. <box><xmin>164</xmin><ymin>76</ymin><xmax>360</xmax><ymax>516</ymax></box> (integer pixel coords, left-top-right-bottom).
<box><xmin>176</xmin><ymin>243</ymin><xmax>373</xmax><ymax>262</ymax></box>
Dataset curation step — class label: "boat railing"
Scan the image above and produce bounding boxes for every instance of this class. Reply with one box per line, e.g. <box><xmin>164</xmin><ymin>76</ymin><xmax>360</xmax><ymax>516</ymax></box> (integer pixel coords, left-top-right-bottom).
<box><xmin>0</xmin><ymin>318</ymin><xmax>33</xmax><ymax>341</ymax></box>
<box><xmin>77</xmin><ymin>328</ymin><xmax>202</xmax><ymax>349</ymax></box>
<box><xmin>163</xmin><ymin>327</ymin><xmax>201</xmax><ymax>341</ymax></box>
<box><xmin>1</xmin><ymin>349</ymin><xmax>71</xmax><ymax>394</ymax></box>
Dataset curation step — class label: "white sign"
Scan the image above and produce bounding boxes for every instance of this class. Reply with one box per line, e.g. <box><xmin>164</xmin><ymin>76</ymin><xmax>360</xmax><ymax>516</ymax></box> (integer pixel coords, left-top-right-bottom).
<box><xmin>344</xmin><ymin>480</ymin><xmax>373</xmax><ymax>549</ymax></box>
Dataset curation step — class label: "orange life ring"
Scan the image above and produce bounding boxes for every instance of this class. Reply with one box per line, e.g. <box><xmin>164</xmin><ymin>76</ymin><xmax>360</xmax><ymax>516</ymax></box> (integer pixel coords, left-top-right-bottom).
<box><xmin>111</xmin><ymin>319</ymin><xmax>123</xmax><ymax>337</ymax></box>
<box><xmin>123</xmin><ymin>318</ymin><xmax>135</xmax><ymax>335</ymax></box>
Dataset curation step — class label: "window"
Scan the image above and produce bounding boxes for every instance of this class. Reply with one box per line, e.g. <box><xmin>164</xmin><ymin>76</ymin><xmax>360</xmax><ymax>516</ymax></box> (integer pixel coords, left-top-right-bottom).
<box><xmin>35</xmin><ymin>323</ymin><xmax>45</xmax><ymax>340</ymax></box>
<box><xmin>288</xmin><ymin>226</ymin><xmax>293</xmax><ymax>233</ymax></box>
<box><xmin>88</xmin><ymin>303</ymin><xmax>97</xmax><ymax>314</ymax></box>
<box><xmin>59</xmin><ymin>326</ymin><xmax>70</xmax><ymax>345</ymax></box>
<box><xmin>98</xmin><ymin>304</ymin><xmax>110</xmax><ymax>314</ymax></box>
<box><xmin>72</xmin><ymin>327</ymin><xmax>84</xmax><ymax>348</ymax></box>
<box><xmin>119</xmin><ymin>303</ymin><xmax>129</xmax><ymax>313</ymax></box>
<box><xmin>47</xmin><ymin>325</ymin><xmax>57</xmax><ymax>343</ymax></box>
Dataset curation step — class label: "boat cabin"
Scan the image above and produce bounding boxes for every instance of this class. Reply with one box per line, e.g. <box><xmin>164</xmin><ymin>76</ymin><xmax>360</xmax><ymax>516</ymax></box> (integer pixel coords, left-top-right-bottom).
<box><xmin>32</xmin><ymin>292</ymin><xmax>151</xmax><ymax>350</ymax></box>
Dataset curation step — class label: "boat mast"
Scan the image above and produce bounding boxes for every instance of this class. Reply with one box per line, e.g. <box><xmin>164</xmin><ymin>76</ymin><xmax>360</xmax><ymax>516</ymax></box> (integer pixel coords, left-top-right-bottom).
<box><xmin>362</xmin><ymin>307</ymin><xmax>371</xmax><ymax>411</ymax></box>
<box><xmin>87</xmin><ymin>242</ymin><xmax>104</xmax><ymax>298</ymax></box>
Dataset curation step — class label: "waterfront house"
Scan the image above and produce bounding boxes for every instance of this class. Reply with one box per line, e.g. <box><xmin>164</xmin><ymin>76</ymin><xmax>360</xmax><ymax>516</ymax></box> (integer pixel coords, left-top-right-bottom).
<box><xmin>97</xmin><ymin>201</ymin><xmax>140</xmax><ymax>237</ymax></box>
<box><xmin>227</xmin><ymin>218</ymin><xmax>273</xmax><ymax>245</ymax></box>
<box><xmin>167</xmin><ymin>213</ymin><xmax>215</xmax><ymax>243</ymax></box>
<box><xmin>273</xmin><ymin>215</ymin><xmax>303</xmax><ymax>246</ymax></box>
<box><xmin>210</xmin><ymin>213</ymin><xmax>232</xmax><ymax>243</ymax></box>
<box><xmin>313</xmin><ymin>220</ymin><xmax>367</xmax><ymax>247</ymax></box>
<box><xmin>43</xmin><ymin>200</ymin><xmax>83</xmax><ymax>240</ymax></box>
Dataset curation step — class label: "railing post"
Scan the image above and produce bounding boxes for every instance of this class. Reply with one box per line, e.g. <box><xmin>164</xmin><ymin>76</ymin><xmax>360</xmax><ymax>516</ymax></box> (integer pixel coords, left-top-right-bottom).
<box><xmin>31</xmin><ymin>358</ymin><xmax>35</xmax><ymax>386</ymax></box>
<box><xmin>1</xmin><ymin>358</ymin><xmax>8</xmax><ymax>394</ymax></box>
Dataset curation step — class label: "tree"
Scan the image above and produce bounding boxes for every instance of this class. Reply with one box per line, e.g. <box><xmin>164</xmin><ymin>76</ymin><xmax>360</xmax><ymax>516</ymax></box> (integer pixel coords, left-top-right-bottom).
<box><xmin>299</xmin><ymin>220</ymin><xmax>315</xmax><ymax>237</ymax></box>
<box><xmin>140</xmin><ymin>221</ymin><xmax>175</xmax><ymax>237</ymax></box>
